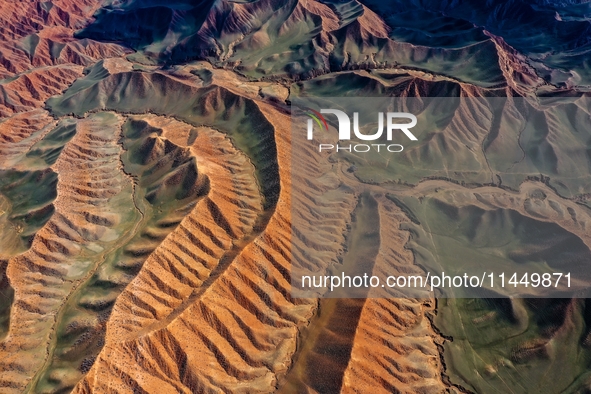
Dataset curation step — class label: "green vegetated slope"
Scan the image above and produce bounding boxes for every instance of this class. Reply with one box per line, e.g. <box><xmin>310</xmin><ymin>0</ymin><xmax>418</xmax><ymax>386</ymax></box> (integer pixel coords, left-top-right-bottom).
<box><xmin>399</xmin><ymin>195</ymin><xmax>591</xmax><ymax>297</ymax></box>
<box><xmin>24</xmin><ymin>120</ymin><xmax>77</xmax><ymax>168</ymax></box>
<box><xmin>0</xmin><ymin>170</ymin><xmax>57</xmax><ymax>258</ymax></box>
<box><xmin>436</xmin><ymin>298</ymin><xmax>591</xmax><ymax>394</ymax></box>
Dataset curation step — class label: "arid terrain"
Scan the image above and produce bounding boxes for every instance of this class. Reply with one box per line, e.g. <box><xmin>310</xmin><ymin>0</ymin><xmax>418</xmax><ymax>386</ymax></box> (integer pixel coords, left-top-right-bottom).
<box><xmin>1</xmin><ymin>0</ymin><xmax>591</xmax><ymax>393</ymax></box>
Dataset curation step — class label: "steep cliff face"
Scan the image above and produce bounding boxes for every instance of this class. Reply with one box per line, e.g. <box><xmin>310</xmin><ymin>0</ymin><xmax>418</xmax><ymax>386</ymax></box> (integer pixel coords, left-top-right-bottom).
<box><xmin>2</xmin><ymin>1</ymin><xmax>591</xmax><ymax>393</ymax></box>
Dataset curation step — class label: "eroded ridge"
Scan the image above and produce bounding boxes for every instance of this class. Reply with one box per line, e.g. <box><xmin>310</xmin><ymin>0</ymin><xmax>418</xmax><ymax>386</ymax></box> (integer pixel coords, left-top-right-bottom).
<box><xmin>340</xmin><ymin>197</ymin><xmax>444</xmax><ymax>393</ymax></box>
<box><xmin>0</xmin><ymin>113</ymin><xmax>138</xmax><ymax>393</ymax></box>
<box><xmin>68</xmin><ymin>100</ymin><xmax>449</xmax><ymax>394</ymax></box>
<box><xmin>0</xmin><ymin>110</ymin><xmax>57</xmax><ymax>166</ymax></box>
<box><xmin>104</xmin><ymin>114</ymin><xmax>266</xmax><ymax>337</ymax></box>
<box><xmin>70</xmin><ymin>105</ymin><xmax>307</xmax><ymax>393</ymax></box>
<box><xmin>4</xmin><ymin>0</ymin><xmax>591</xmax><ymax>392</ymax></box>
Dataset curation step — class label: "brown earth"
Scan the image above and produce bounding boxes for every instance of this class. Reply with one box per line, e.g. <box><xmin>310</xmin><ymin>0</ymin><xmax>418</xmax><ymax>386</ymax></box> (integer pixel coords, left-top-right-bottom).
<box><xmin>1</xmin><ymin>0</ymin><xmax>563</xmax><ymax>393</ymax></box>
